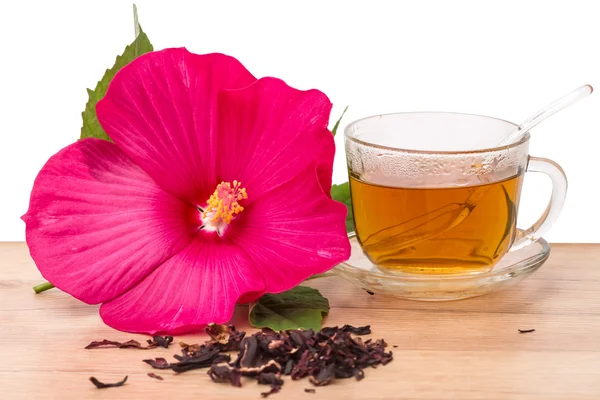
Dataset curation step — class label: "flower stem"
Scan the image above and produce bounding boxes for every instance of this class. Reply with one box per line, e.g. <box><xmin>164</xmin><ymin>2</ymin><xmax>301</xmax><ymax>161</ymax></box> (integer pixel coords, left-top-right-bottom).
<box><xmin>33</xmin><ymin>281</ymin><xmax>55</xmax><ymax>294</ymax></box>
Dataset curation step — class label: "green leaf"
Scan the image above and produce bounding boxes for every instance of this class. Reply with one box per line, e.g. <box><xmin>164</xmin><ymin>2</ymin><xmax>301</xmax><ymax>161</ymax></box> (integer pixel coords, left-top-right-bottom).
<box><xmin>331</xmin><ymin>182</ymin><xmax>354</xmax><ymax>233</ymax></box>
<box><xmin>80</xmin><ymin>5</ymin><xmax>154</xmax><ymax>141</ymax></box>
<box><xmin>331</xmin><ymin>105</ymin><xmax>348</xmax><ymax>136</ymax></box>
<box><xmin>249</xmin><ymin>286</ymin><xmax>330</xmax><ymax>331</ymax></box>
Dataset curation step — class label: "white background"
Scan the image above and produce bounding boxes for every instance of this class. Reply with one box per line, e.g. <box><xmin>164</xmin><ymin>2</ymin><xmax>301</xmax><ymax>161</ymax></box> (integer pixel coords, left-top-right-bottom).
<box><xmin>0</xmin><ymin>0</ymin><xmax>598</xmax><ymax>242</ymax></box>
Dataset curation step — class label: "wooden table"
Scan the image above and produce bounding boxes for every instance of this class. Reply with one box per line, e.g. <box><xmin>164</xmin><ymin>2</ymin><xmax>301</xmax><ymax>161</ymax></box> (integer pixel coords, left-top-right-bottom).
<box><xmin>1</xmin><ymin>242</ymin><xmax>599</xmax><ymax>399</ymax></box>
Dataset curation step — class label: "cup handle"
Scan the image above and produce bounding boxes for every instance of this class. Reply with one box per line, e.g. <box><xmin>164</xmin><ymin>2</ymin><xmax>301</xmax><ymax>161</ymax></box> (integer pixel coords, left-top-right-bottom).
<box><xmin>510</xmin><ymin>156</ymin><xmax>568</xmax><ymax>251</ymax></box>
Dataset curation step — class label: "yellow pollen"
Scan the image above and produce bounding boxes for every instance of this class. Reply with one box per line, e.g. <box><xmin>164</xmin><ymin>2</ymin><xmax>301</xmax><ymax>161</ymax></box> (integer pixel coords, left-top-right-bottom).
<box><xmin>203</xmin><ymin>180</ymin><xmax>248</xmax><ymax>225</ymax></box>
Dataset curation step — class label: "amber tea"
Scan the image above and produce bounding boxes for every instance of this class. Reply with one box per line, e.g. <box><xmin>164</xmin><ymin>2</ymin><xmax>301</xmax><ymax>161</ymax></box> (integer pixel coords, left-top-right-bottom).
<box><xmin>350</xmin><ymin>173</ymin><xmax>524</xmax><ymax>274</ymax></box>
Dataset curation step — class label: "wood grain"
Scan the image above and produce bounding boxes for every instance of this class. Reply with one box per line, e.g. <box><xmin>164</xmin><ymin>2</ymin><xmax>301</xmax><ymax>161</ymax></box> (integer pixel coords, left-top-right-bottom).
<box><xmin>1</xmin><ymin>242</ymin><xmax>599</xmax><ymax>399</ymax></box>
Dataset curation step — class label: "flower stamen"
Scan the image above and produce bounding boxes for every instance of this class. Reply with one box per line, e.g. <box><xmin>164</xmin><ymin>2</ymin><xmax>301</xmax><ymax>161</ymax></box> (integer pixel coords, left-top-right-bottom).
<box><xmin>203</xmin><ymin>180</ymin><xmax>248</xmax><ymax>226</ymax></box>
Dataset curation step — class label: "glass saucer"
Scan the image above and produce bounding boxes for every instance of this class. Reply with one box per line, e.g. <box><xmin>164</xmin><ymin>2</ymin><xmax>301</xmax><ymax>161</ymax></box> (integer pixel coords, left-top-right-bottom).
<box><xmin>333</xmin><ymin>231</ymin><xmax>551</xmax><ymax>301</ymax></box>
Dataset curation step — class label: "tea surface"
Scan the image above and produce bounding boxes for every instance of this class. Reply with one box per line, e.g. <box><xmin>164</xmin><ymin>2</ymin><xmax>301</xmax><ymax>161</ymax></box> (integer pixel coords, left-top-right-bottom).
<box><xmin>350</xmin><ymin>173</ymin><xmax>524</xmax><ymax>274</ymax></box>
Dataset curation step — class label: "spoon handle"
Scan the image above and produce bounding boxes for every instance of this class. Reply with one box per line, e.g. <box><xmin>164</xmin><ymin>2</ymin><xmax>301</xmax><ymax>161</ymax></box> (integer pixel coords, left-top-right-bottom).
<box><xmin>498</xmin><ymin>84</ymin><xmax>593</xmax><ymax>146</ymax></box>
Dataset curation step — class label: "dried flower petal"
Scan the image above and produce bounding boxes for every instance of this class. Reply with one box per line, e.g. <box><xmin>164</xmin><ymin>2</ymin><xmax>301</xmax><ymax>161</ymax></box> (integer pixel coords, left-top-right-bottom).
<box><xmin>148</xmin><ymin>335</ymin><xmax>174</xmax><ymax>348</ymax></box>
<box><xmin>205</xmin><ymin>323</ymin><xmax>230</xmax><ymax>344</ymax></box>
<box><xmin>139</xmin><ymin>324</ymin><xmax>393</xmax><ymax>396</ymax></box>
<box><xmin>205</xmin><ymin>323</ymin><xmax>246</xmax><ymax>351</ymax></box>
<box><xmin>85</xmin><ymin>339</ymin><xmax>157</xmax><ymax>350</ymax></box>
<box><xmin>85</xmin><ymin>340</ymin><xmax>123</xmax><ymax>349</ymax></box>
<box><xmin>147</xmin><ymin>372</ymin><xmax>163</xmax><ymax>380</ymax></box>
<box><xmin>309</xmin><ymin>364</ymin><xmax>336</xmax><ymax>386</ymax></box>
<box><xmin>518</xmin><ymin>328</ymin><xmax>536</xmax><ymax>333</ymax></box>
<box><xmin>260</xmin><ymin>385</ymin><xmax>281</xmax><ymax>398</ymax></box>
<box><xmin>143</xmin><ymin>357</ymin><xmax>171</xmax><ymax>369</ymax></box>
<box><xmin>171</xmin><ymin>347</ymin><xmax>224</xmax><ymax>373</ymax></box>
<box><xmin>282</xmin><ymin>360</ymin><xmax>294</xmax><ymax>376</ymax></box>
<box><xmin>89</xmin><ymin>376</ymin><xmax>128</xmax><ymax>389</ymax></box>
<box><xmin>240</xmin><ymin>360</ymin><xmax>281</xmax><ymax>377</ymax></box>
<box><xmin>239</xmin><ymin>336</ymin><xmax>261</xmax><ymax>368</ymax></box>
<box><xmin>258</xmin><ymin>372</ymin><xmax>284</xmax><ymax>398</ymax></box>
<box><xmin>320</xmin><ymin>325</ymin><xmax>371</xmax><ymax>338</ymax></box>
<box><xmin>207</xmin><ymin>363</ymin><xmax>242</xmax><ymax>387</ymax></box>
<box><xmin>257</xmin><ymin>372</ymin><xmax>284</xmax><ymax>386</ymax></box>
<box><xmin>341</xmin><ymin>325</ymin><xmax>372</xmax><ymax>335</ymax></box>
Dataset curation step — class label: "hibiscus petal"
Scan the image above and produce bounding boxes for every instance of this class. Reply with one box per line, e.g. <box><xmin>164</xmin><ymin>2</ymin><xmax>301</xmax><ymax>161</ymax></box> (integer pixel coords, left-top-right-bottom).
<box><xmin>315</xmin><ymin>130</ymin><xmax>335</xmax><ymax>197</ymax></box>
<box><xmin>96</xmin><ymin>48</ymin><xmax>257</xmax><ymax>204</ymax></box>
<box><xmin>216</xmin><ymin>77</ymin><xmax>333</xmax><ymax>203</ymax></box>
<box><xmin>99</xmin><ymin>237</ymin><xmax>265</xmax><ymax>335</ymax></box>
<box><xmin>231</xmin><ymin>167</ymin><xmax>350</xmax><ymax>294</ymax></box>
<box><xmin>22</xmin><ymin>139</ymin><xmax>197</xmax><ymax>304</ymax></box>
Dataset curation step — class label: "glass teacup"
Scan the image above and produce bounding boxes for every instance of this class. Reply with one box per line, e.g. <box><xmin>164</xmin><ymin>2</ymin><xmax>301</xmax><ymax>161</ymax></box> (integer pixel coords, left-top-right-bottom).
<box><xmin>344</xmin><ymin>112</ymin><xmax>567</xmax><ymax>275</ymax></box>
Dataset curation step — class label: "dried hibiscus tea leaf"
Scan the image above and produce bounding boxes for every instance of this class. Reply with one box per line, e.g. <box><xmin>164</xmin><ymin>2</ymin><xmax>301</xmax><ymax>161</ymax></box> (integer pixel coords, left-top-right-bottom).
<box><xmin>212</xmin><ymin>353</ymin><xmax>232</xmax><ymax>364</ymax></box>
<box><xmin>205</xmin><ymin>323</ymin><xmax>246</xmax><ymax>351</ymax></box>
<box><xmin>333</xmin><ymin>367</ymin><xmax>354</xmax><ymax>379</ymax></box>
<box><xmin>205</xmin><ymin>323</ymin><xmax>230</xmax><ymax>343</ymax></box>
<box><xmin>135</xmin><ymin>323</ymin><xmax>393</xmax><ymax>396</ymax></box>
<box><xmin>288</xmin><ymin>330</ymin><xmax>308</xmax><ymax>348</ymax></box>
<box><xmin>87</xmin><ymin>340</ymin><xmax>128</xmax><ymax>349</ymax></box>
<box><xmin>171</xmin><ymin>346</ymin><xmax>225</xmax><ymax>373</ymax></box>
<box><xmin>319</xmin><ymin>326</ymin><xmax>338</xmax><ymax>338</ymax></box>
<box><xmin>238</xmin><ymin>336</ymin><xmax>260</xmax><ymax>368</ymax></box>
<box><xmin>282</xmin><ymin>359</ymin><xmax>294</xmax><ymax>375</ymax></box>
<box><xmin>353</xmin><ymin>368</ymin><xmax>365</xmax><ymax>381</ymax></box>
<box><xmin>260</xmin><ymin>385</ymin><xmax>281</xmax><ymax>398</ymax></box>
<box><xmin>267</xmin><ymin>339</ymin><xmax>285</xmax><ymax>351</ymax></box>
<box><xmin>257</xmin><ymin>372</ymin><xmax>284</xmax><ymax>387</ymax></box>
<box><xmin>309</xmin><ymin>364</ymin><xmax>336</xmax><ymax>386</ymax></box>
<box><xmin>143</xmin><ymin>357</ymin><xmax>171</xmax><ymax>369</ymax></box>
<box><xmin>148</xmin><ymin>335</ymin><xmax>173</xmax><ymax>348</ymax></box>
<box><xmin>305</xmin><ymin>388</ymin><xmax>316</xmax><ymax>393</ymax></box>
<box><xmin>85</xmin><ymin>340</ymin><xmax>123</xmax><ymax>349</ymax></box>
<box><xmin>340</xmin><ymin>324</ymin><xmax>371</xmax><ymax>335</ymax></box>
<box><xmin>258</xmin><ymin>372</ymin><xmax>284</xmax><ymax>398</ymax></box>
<box><xmin>225</xmin><ymin>330</ymin><xmax>246</xmax><ymax>351</ymax></box>
<box><xmin>120</xmin><ymin>339</ymin><xmax>153</xmax><ymax>349</ymax></box>
<box><xmin>180</xmin><ymin>343</ymin><xmax>204</xmax><ymax>355</ymax></box>
<box><xmin>147</xmin><ymin>372</ymin><xmax>164</xmax><ymax>380</ymax></box>
<box><xmin>290</xmin><ymin>350</ymin><xmax>312</xmax><ymax>380</ymax></box>
<box><xmin>85</xmin><ymin>339</ymin><xmax>156</xmax><ymax>350</ymax></box>
<box><xmin>518</xmin><ymin>328</ymin><xmax>535</xmax><ymax>333</ymax></box>
<box><xmin>180</xmin><ymin>343</ymin><xmax>217</xmax><ymax>359</ymax></box>
<box><xmin>239</xmin><ymin>360</ymin><xmax>281</xmax><ymax>377</ymax></box>
<box><xmin>207</xmin><ymin>363</ymin><xmax>242</xmax><ymax>387</ymax></box>
<box><xmin>89</xmin><ymin>376</ymin><xmax>128</xmax><ymax>389</ymax></box>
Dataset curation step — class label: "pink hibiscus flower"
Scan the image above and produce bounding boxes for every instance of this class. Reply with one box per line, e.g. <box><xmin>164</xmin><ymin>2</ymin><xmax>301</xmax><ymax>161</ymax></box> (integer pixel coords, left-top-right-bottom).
<box><xmin>23</xmin><ymin>48</ymin><xmax>350</xmax><ymax>335</ymax></box>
